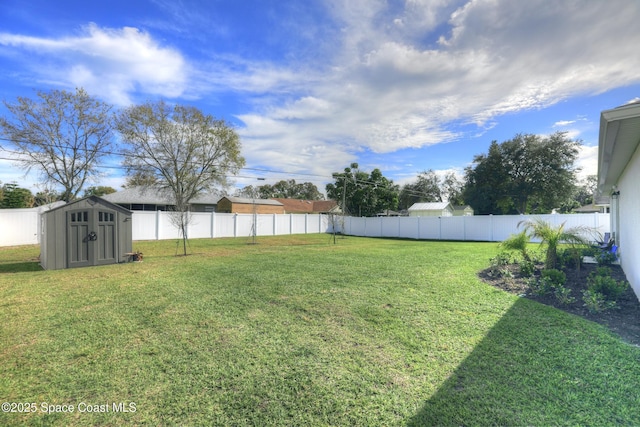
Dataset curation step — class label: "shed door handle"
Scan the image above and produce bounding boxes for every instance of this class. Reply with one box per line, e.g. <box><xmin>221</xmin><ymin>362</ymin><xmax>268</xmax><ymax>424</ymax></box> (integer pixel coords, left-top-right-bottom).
<box><xmin>88</xmin><ymin>231</ymin><xmax>97</xmax><ymax>241</ymax></box>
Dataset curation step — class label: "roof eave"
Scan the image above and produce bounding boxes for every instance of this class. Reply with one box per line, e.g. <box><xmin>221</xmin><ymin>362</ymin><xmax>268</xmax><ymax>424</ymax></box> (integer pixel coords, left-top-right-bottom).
<box><xmin>597</xmin><ymin>103</ymin><xmax>640</xmax><ymax>196</ymax></box>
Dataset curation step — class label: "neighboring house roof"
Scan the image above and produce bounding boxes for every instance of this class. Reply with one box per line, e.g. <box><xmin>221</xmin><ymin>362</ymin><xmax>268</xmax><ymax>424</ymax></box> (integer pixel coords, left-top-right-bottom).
<box><xmin>376</xmin><ymin>210</ymin><xmax>402</xmax><ymax>216</ymax></box>
<box><xmin>408</xmin><ymin>202</ymin><xmax>452</xmax><ymax>211</ymax></box>
<box><xmin>219</xmin><ymin>196</ymin><xmax>284</xmax><ymax>206</ymax></box>
<box><xmin>101</xmin><ymin>186</ymin><xmax>222</xmax><ymax>205</ymax></box>
<box><xmin>453</xmin><ymin>205</ymin><xmax>473</xmax><ymax>211</ymax></box>
<box><xmin>45</xmin><ymin>195</ymin><xmax>131</xmax><ymax>215</ymax></box>
<box><xmin>574</xmin><ymin>204</ymin><xmax>602</xmax><ymax>213</ymax></box>
<box><xmin>271</xmin><ymin>198</ymin><xmax>338</xmax><ymax>213</ymax></box>
<box><xmin>598</xmin><ymin>101</ymin><xmax>640</xmax><ymax>195</ymax></box>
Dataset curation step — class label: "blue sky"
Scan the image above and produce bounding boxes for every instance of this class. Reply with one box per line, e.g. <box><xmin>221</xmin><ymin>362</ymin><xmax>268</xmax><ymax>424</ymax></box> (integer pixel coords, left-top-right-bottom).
<box><xmin>1</xmin><ymin>0</ymin><xmax>640</xmax><ymax>196</ymax></box>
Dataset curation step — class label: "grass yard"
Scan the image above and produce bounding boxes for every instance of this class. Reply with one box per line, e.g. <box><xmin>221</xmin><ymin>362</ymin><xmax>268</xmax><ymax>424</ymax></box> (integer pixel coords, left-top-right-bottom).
<box><xmin>1</xmin><ymin>235</ymin><xmax>639</xmax><ymax>426</ymax></box>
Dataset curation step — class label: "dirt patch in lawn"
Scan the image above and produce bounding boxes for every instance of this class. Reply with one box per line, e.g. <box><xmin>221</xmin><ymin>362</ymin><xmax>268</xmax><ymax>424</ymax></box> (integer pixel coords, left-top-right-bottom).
<box><xmin>479</xmin><ymin>263</ymin><xmax>640</xmax><ymax>347</ymax></box>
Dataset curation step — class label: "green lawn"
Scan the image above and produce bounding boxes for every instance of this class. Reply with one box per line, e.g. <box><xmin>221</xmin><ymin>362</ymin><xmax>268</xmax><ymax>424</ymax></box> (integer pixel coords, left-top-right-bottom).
<box><xmin>1</xmin><ymin>235</ymin><xmax>639</xmax><ymax>426</ymax></box>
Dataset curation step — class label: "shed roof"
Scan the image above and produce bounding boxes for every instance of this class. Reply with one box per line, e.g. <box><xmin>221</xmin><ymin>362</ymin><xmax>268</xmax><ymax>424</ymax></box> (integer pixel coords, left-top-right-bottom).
<box><xmin>408</xmin><ymin>202</ymin><xmax>451</xmax><ymax>211</ymax></box>
<box><xmin>45</xmin><ymin>195</ymin><xmax>132</xmax><ymax>215</ymax></box>
<box><xmin>598</xmin><ymin>102</ymin><xmax>640</xmax><ymax>195</ymax></box>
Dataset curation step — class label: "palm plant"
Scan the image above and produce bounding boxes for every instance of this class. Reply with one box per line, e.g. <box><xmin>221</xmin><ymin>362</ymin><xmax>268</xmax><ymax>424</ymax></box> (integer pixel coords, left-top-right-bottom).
<box><xmin>518</xmin><ymin>219</ymin><xmax>594</xmax><ymax>270</ymax></box>
<box><xmin>500</xmin><ymin>231</ymin><xmax>532</xmax><ymax>262</ymax></box>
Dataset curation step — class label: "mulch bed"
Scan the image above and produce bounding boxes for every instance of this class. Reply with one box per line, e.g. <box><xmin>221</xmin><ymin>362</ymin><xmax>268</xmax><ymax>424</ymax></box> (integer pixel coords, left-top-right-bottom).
<box><xmin>479</xmin><ymin>262</ymin><xmax>640</xmax><ymax>347</ymax></box>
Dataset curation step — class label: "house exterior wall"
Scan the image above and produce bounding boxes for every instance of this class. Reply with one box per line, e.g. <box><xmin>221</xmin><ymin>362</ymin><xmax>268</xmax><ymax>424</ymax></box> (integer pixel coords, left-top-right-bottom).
<box><xmin>452</xmin><ymin>207</ymin><xmax>474</xmax><ymax>216</ymax></box>
<box><xmin>615</xmin><ymin>141</ymin><xmax>640</xmax><ymax>298</ymax></box>
<box><xmin>409</xmin><ymin>208</ymin><xmax>453</xmax><ymax>217</ymax></box>
<box><xmin>229</xmin><ymin>203</ymin><xmax>285</xmax><ymax>214</ymax></box>
<box><xmin>217</xmin><ymin>198</ymin><xmax>285</xmax><ymax>214</ymax></box>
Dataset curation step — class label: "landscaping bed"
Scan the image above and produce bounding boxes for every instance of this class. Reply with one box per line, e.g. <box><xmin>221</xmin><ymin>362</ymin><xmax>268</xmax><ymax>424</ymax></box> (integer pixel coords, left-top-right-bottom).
<box><xmin>480</xmin><ymin>261</ymin><xmax>640</xmax><ymax>346</ymax></box>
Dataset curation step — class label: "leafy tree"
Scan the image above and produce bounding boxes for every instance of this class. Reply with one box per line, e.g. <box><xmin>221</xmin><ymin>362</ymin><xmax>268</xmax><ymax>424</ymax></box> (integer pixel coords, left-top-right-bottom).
<box><xmin>558</xmin><ymin>174</ymin><xmax>598</xmax><ymax>213</ymax></box>
<box><xmin>83</xmin><ymin>186</ymin><xmax>117</xmax><ymax>197</ymax></box>
<box><xmin>442</xmin><ymin>172</ymin><xmax>464</xmax><ymax>205</ymax></box>
<box><xmin>1</xmin><ymin>182</ymin><xmax>34</xmax><ymax>208</ymax></box>
<box><xmin>0</xmin><ymin>88</ymin><xmax>115</xmax><ymax>202</ymax></box>
<box><xmin>237</xmin><ymin>180</ymin><xmax>323</xmax><ymax>200</ymax></box>
<box><xmin>33</xmin><ymin>188</ymin><xmax>61</xmax><ymax>206</ymax></box>
<box><xmin>116</xmin><ymin>100</ymin><xmax>245</xmax><ymax>255</ymax></box>
<box><xmin>122</xmin><ymin>171</ymin><xmax>159</xmax><ymax>188</ymax></box>
<box><xmin>463</xmin><ymin>132</ymin><xmax>580</xmax><ymax>214</ymax></box>
<box><xmin>398</xmin><ymin>170</ymin><xmax>442</xmax><ymax>210</ymax></box>
<box><xmin>463</xmin><ymin>141</ymin><xmax>511</xmax><ymax>214</ymax></box>
<box><xmin>399</xmin><ymin>170</ymin><xmax>465</xmax><ymax>210</ymax></box>
<box><xmin>326</xmin><ymin>163</ymin><xmax>398</xmax><ymax>217</ymax></box>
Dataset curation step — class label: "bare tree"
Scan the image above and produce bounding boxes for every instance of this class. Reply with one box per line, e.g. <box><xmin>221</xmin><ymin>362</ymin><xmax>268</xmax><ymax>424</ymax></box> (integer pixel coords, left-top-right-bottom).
<box><xmin>116</xmin><ymin>100</ymin><xmax>245</xmax><ymax>255</ymax></box>
<box><xmin>0</xmin><ymin>88</ymin><xmax>115</xmax><ymax>202</ymax></box>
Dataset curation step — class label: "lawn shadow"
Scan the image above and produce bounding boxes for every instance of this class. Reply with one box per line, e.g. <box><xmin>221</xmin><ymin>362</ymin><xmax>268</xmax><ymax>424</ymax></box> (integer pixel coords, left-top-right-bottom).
<box><xmin>0</xmin><ymin>261</ymin><xmax>42</xmax><ymax>273</ymax></box>
<box><xmin>407</xmin><ymin>297</ymin><xmax>640</xmax><ymax>426</ymax></box>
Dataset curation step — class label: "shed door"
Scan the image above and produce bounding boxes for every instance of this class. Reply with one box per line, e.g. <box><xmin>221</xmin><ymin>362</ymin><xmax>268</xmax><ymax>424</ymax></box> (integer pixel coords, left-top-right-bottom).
<box><xmin>67</xmin><ymin>210</ymin><xmax>93</xmax><ymax>268</ymax></box>
<box><xmin>67</xmin><ymin>208</ymin><xmax>118</xmax><ymax>268</ymax></box>
<box><xmin>96</xmin><ymin>210</ymin><xmax>117</xmax><ymax>265</ymax></box>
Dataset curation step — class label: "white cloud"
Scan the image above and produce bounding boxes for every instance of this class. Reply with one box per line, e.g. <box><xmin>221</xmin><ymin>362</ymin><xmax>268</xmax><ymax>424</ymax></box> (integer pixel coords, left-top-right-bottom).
<box><xmin>3</xmin><ymin>1</ymin><xmax>640</xmax><ymax>187</ymax></box>
<box><xmin>554</xmin><ymin>120</ymin><xmax>576</xmax><ymax>127</ymax></box>
<box><xmin>575</xmin><ymin>144</ymin><xmax>598</xmax><ymax>180</ymax></box>
<box><xmin>0</xmin><ymin>23</ymin><xmax>187</xmax><ymax>105</ymax></box>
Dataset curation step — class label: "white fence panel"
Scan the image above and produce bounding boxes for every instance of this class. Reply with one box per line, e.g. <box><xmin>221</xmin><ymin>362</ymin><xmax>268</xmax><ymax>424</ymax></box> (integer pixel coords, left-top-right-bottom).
<box><xmin>0</xmin><ymin>208</ymin><xmax>40</xmax><ymax>246</ymax></box>
<box><xmin>381</xmin><ymin>217</ymin><xmax>400</xmax><ymax>237</ymax></box>
<box><xmin>490</xmin><ymin>215</ymin><xmax>523</xmax><ymax>242</ymax></box>
<box><xmin>255</xmin><ymin>214</ymin><xmax>275</xmax><ymax>236</ymax></box>
<box><xmin>418</xmin><ymin>217</ymin><xmax>441</xmax><ymax>240</ymax></box>
<box><xmin>348</xmin><ymin>216</ymin><xmax>367</xmax><ymax>237</ymax></box>
<box><xmin>307</xmin><ymin>214</ymin><xmax>326</xmax><ymax>234</ymax></box>
<box><xmin>188</xmin><ymin>212</ymin><xmax>214</xmax><ymax>239</ymax></box>
<box><xmin>214</xmin><ymin>213</ymin><xmax>236</xmax><ymax>238</ymax></box>
<box><xmin>399</xmin><ymin>216</ymin><xmax>419</xmax><ymax>239</ymax></box>
<box><xmin>290</xmin><ymin>215</ymin><xmax>307</xmax><ymax>234</ymax></box>
<box><xmin>464</xmin><ymin>215</ymin><xmax>493</xmax><ymax>241</ymax></box>
<box><xmin>234</xmin><ymin>214</ymin><xmax>253</xmax><ymax>237</ymax></box>
<box><xmin>275</xmin><ymin>214</ymin><xmax>292</xmax><ymax>235</ymax></box>
<box><xmin>131</xmin><ymin>211</ymin><xmax>158</xmax><ymax>240</ymax></box>
<box><xmin>441</xmin><ymin>216</ymin><xmax>466</xmax><ymax>240</ymax></box>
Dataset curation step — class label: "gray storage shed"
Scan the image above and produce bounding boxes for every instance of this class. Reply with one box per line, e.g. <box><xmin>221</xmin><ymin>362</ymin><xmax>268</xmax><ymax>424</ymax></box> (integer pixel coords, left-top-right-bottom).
<box><xmin>40</xmin><ymin>196</ymin><xmax>133</xmax><ymax>270</ymax></box>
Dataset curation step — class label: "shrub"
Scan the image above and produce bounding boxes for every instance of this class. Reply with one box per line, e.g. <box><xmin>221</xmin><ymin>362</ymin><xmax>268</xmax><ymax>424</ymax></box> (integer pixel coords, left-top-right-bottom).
<box><xmin>528</xmin><ymin>269</ymin><xmax>568</xmax><ymax>298</ymax></box>
<box><xmin>595</xmin><ymin>250</ymin><xmax>617</xmax><ymax>266</ymax></box>
<box><xmin>587</xmin><ymin>271</ymin><xmax>628</xmax><ymax>301</ymax></box>
<box><xmin>558</xmin><ymin>248</ymin><xmax>583</xmax><ymax>270</ymax></box>
<box><xmin>582</xmin><ymin>290</ymin><xmax>617</xmax><ymax>313</ymax></box>
<box><xmin>518</xmin><ymin>259</ymin><xmax>536</xmax><ymax>277</ymax></box>
<box><xmin>488</xmin><ymin>253</ymin><xmax>511</xmax><ymax>277</ymax></box>
<box><xmin>528</xmin><ymin>276</ymin><xmax>554</xmax><ymax>296</ymax></box>
<box><xmin>554</xmin><ymin>285</ymin><xmax>576</xmax><ymax>305</ymax></box>
<box><xmin>541</xmin><ymin>269</ymin><xmax>566</xmax><ymax>287</ymax></box>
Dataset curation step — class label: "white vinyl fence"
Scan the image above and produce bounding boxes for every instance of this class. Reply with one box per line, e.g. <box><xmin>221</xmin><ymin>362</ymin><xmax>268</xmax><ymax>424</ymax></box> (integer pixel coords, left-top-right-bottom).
<box><xmin>339</xmin><ymin>213</ymin><xmax>610</xmax><ymax>242</ymax></box>
<box><xmin>131</xmin><ymin>211</ymin><xmax>330</xmax><ymax>241</ymax></box>
<box><xmin>0</xmin><ymin>207</ymin><xmax>608</xmax><ymax>247</ymax></box>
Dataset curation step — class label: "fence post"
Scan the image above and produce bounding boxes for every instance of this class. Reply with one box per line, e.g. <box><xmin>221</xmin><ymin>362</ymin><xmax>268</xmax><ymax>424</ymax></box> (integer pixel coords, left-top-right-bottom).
<box><xmin>273</xmin><ymin>213</ymin><xmax>277</xmax><ymax>235</ymax></box>
<box><xmin>156</xmin><ymin>210</ymin><xmax>161</xmax><ymax>240</ymax></box>
<box><xmin>214</xmin><ymin>213</ymin><xmax>219</xmax><ymax>238</ymax></box>
<box><xmin>490</xmin><ymin>214</ymin><xmax>494</xmax><ymax>241</ymax></box>
<box><xmin>234</xmin><ymin>213</ymin><xmax>238</xmax><ymax>237</ymax></box>
<box><xmin>305</xmin><ymin>213</ymin><xmax>308</xmax><ymax>234</ymax></box>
